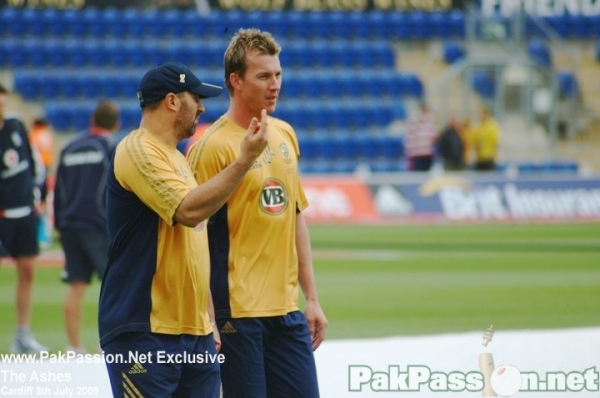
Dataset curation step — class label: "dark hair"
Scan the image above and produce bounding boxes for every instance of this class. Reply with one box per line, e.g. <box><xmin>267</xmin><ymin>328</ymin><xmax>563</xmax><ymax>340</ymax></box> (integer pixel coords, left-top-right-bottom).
<box><xmin>0</xmin><ymin>83</ymin><xmax>8</xmax><ymax>95</ymax></box>
<box><xmin>33</xmin><ymin>118</ymin><xmax>49</xmax><ymax>127</ymax></box>
<box><xmin>93</xmin><ymin>101</ymin><xmax>120</xmax><ymax>130</ymax></box>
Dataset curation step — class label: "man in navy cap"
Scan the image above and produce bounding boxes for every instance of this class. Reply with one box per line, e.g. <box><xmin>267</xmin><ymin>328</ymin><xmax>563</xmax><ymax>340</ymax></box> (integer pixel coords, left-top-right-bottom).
<box><xmin>98</xmin><ymin>62</ymin><xmax>269</xmax><ymax>397</ymax></box>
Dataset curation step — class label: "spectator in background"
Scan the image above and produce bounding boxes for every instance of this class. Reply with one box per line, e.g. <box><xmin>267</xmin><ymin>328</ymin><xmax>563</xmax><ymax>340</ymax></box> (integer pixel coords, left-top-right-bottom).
<box><xmin>0</xmin><ymin>83</ymin><xmax>48</xmax><ymax>354</ymax></box>
<box><xmin>472</xmin><ymin>107</ymin><xmax>501</xmax><ymax>171</ymax></box>
<box><xmin>29</xmin><ymin>118</ymin><xmax>55</xmax><ymax>248</ymax></box>
<box><xmin>53</xmin><ymin>101</ymin><xmax>120</xmax><ymax>354</ymax></box>
<box><xmin>187</xmin><ymin>28</ymin><xmax>327</xmax><ymax>398</ymax></box>
<box><xmin>405</xmin><ymin>102</ymin><xmax>438</xmax><ymax>171</ymax></box>
<box><xmin>437</xmin><ymin>116</ymin><xmax>464</xmax><ymax>171</ymax></box>
<box><xmin>29</xmin><ymin>118</ymin><xmax>54</xmax><ymax>180</ymax></box>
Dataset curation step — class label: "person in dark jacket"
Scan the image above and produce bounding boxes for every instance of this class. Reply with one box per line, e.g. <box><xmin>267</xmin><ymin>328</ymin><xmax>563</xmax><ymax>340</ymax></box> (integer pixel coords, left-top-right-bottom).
<box><xmin>0</xmin><ymin>83</ymin><xmax>48</xmax><ymax>354</ymax></box>
<box><xmin>438</xmin><ymin>117</ymin><xmax>465</xmax><ymax>171</ymax></box>
<box><xmin>54</xmin><ymin>101</ymin><xmax>120</xmax><ymax>353</ymax></box>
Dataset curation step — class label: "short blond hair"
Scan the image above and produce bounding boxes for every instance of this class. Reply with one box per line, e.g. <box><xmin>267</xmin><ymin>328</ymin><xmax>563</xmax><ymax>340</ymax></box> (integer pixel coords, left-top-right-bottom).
<box><xmin>223</xmin><ymin>28</ymin><xmax>281</xmax><ymax>95</ymax></box>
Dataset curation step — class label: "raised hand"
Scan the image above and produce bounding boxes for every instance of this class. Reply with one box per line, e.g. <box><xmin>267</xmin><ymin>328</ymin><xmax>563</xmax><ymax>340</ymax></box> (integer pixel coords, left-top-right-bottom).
<box><xmin>239</xmin><ymin>109</ymin><xmax>269</xmax><ymax>165</ymax></box>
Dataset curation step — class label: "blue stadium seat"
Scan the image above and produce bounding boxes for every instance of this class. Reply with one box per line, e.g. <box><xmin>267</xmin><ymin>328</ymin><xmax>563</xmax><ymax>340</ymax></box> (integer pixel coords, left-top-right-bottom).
<box><xmin>330</xmin><ymin>158</ymin><xmax>357</xmax><ymax>174</ymax></box>
<box><xmin>54</xmin><ymin>73</ymin><xmax>78</xmax><ymax>99</ymax></box>
<box><xmin>549</xmin><ymin>161</ymin><xmax>578</xmax><ymax>173</ymax></box>
<box><xmin>407</xmin><ymin>11</ymin><xmax>430</xmax><ymax>40</ymax></box>
<box><xmin>372</xmin><ymin>106</ymin><xmax>394</xmax><ymax>127</ymax></box>
<box><xmin>443</xmin><ymin>41</ymin><xmax>465</xmax><ymax>64</ymax></box>
<box><xmin>107</xmin><ymin>39</ymin><xmax>135</xmax><ymax>67</ymax></box>
<box><xmin>61</xmin><ymin>8</ymin><xmax>84</xmax><ymax>37</ymax></box>
<box><xmin>119</xmin><ymin>106</ymin><xmax>142</xmax><ymax>132</ymax></box>
<box><xmin>5</xmin><ymin>7</ymin><xmax>28</xmax><ymax>36</ymax></box>
<box><xmin>302</xmin><ymin>158</ymin><xmax>334</xmax><ymax>174</ymax></box>
<box><xmin>312</xmin><ymin>135</ymin><xmax>334</xmax><ymax>159</ymax></box>
<box><xmin>46</xmin><ymin>39</ymin><xmax>70</xmax><ymax>67</ymax></box>
<box><xmin>364</xmin><ymin>10</ymin><xmax>390</xmax><ymax>39</ymax></box>
<box><xmin>99</xmin><ymin>7</ymin><xmax>126</xmax><ymax>38</ymax></box>
<box><xmin>180</xmin><ymin>10</ymin><xmax>201</xmax><ymax>37</ymax></box>
<box><xmin>495</xmin><ymin>162</ymin><xmax>508</xmax><ymax>173</ymax></box>
<box><xmin>46</xmin><ymin>104</ymin><xmax>72</xmax><ymax>131</ymax></box>
<box><xmin>1</xmin><ymin>38</ymin><xmax>24</xmax><ymax>67</ymax></box>
<box><xmin>304</xmin><ymin>11</ymin><xmax>328</xmax><ymax>40</ymax></box>
<box><xmin>38</xmin><ymin>7</ymin><xmax>64</xmax><ymax>36</ymax></box>
<box><xmin>527</xmin><ymin>40</ymin><xmax>552</xmax><ymax>68</ymax></box>
<box><xmin>318</xmin><ymin>135</ymin><xmax>343</xmax><ymax>159</ymax></box>
<box><xmin>370</xmin><ymin>158</ymin><xmax>403</xmax><ymax>173</ymax></box>
<box><xmin>556</xmin><ymin>71</ymin><xmax>579</xmax><ymax>98</ymax></box>
<box><xmin>448</xmin><ymin>10</ymin><xmax>465</xmax><ymax>38</ymax></box>
<box><xmin>82</xmin><ymin>8</ymin><xmax>104</xmax><ymax>37</ymax></box>
<box><xmin>389</xmin><ymin>12</ymin><xmax>410</xmax><ymax>40</ymax></box>
<box><xmin>395</xmin><ymin>73</ymin><xmax>424</xmax><ymax>98</ymax></box>
<box><xmin>326</xmin><ymin>11</ymin><xmax>350</xmax><ymax>39</ymax></box>
<box><xmin>590</xmin><ymin>16</ymin><xmax>600</xmax><ymax>38</ymax></box>
<box><xmin>19</xmin><ymin>7</ymin><xmax>43</xmax><ymax>36</ymax></box>
<box><xmin>325</xmin><ymin>104</ymin><xmax>351</xmax><ymax>129</ymax></box>
<box><xmin>353</xmin><ymin>136</ymin><xmax>381</xmax><ymax>159</ymax></box>
<box><xmin>525</xmin><ymin>15</ymin><xmax>544</xmax><ymax>39</ymax></box>
<box><xmin>391</xmin><ymin>101</ymin><xmax>408</xmax><ymax>121</ymax></box>
<box><xmin>299</xmin><ymin>136</ymin><xmax>318</xmax><ymax>161</ymax></box>
<box><xmin>118</xmin><ymin>7</ymin><xmax>142</xmax><ymax>37</ymax></box>
<box><xmin>219</xmin><ymin>10</ymin><xmax>247</xmax><ymax>38</ymax></box>
<box><xmin>0</xmin><ymin>7</ymin><xmax>18</xmax><ymax>36</ymax></box>
<box><xmin>286</xmin><ymin>42</ymin><xmax>311</xmax><ymax>69</ymax></box>
<box><xmin>72</xmin><ymin>102</ymin><xmax>97</xmax><ymax>131</ymax></box>
<box><xmin>547</xmin><ymin>15</ymin><xmax>568</xmax><ymax>38</ymax></box>
<box><xmin>21</xmin><ymin>39</ymin><xmax>44</xmax><ymax>67</ymax></box>
<box><xmin>335</xmin><ymin>133</ymin><xmax>360</xmax><ymax>159</ymax></box>
<box><xmin>123</xmin><ymin>40</ymin><xmax>150</xmax><ymax>67</ymax></box>
<box><xmin>430</xmin><ymin>11</ymin><xmax>450</xmax><ymax>38</ymax></box>
<box><xmin>472</xmin><ymin>70</ymin><xmax>495</xmax><ymax>99</ymax></box>
<box><xmin>566</xmin><ymin>15</ymin><xmax>588</xmax><ymax>38</ymax></box>
<box><xmin>75</xmin><ymin>74</ymin><xmax>101</xmax><ymax>99</ymax></box>
<box><xmin>345</xmin><ymin>11</ymin><xmax>369</xmax><ymax>40</ymax></box>
<box><xmin>381</xmin><ymin>136</ymin><xmax>405</xmax><ymax>158</ymax></box>
<box><xmin>64</xmin><ymin>40</ymin><xmax>87</xmax><ymax>68</ymax></box>
<box><xmin>308</xmin><ymin>41</ymin><xmax>331</xmax><ymax>69</ymax></box>
<box><xmin>517</xmin><ymin>162</ymin><xmax>540</xmax><ymax>174</ymax></box>
<box><xmin>80</xmin><ymin>40</ymin><xmax>104</xmax><ymax>67</ymax></box>
<box><xmin>14</xmin><ymin>72</ymin><xmax>42</xmax><ymax>100</ymax></box>
<box><xmin>262</xmin><ymin>10</ymin><xmax>288</xmax><ymax>38</ymax></box>
<box><xmin>96</xmin><ymin>72</ymin><xmax>121</xmax><ymax>98</ymax></box>
<box><xmin>97</xmin><ymin>39</ymin><xmax>122</xmax><ymax>67</ymax></box>
<box><xmin>161</xmin><ymin>8</ymin><xmax>187</xmax><ymax>37</ymax></box>
<box><xmin>138</xmin><ymin>8</ymin><xmax>163</xmax><ymax>38</ymax></box>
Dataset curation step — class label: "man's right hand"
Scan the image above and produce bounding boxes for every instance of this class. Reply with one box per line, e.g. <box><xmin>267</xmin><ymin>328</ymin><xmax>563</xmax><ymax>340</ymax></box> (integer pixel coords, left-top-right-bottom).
<box><xmin>239</xmin><ymin>109</ymin><xmax>269</xmax><ymax>166</ymax></box>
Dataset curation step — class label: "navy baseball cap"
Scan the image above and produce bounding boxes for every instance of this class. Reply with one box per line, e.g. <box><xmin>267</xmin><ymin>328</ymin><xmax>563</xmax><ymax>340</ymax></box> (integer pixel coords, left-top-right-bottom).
<box><xmin>137</xmin><ymin>62</ymin><xmax>222</xmax><ymax>108</ymax></box>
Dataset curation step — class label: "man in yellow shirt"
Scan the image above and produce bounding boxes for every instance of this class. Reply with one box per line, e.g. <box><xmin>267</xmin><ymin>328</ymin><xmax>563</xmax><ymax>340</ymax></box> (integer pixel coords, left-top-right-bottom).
<box><xmin>98</xmin><ymin>62</ymin><xmax>268</xmax><ymax>397</ymax></box>
<box><xmin>472</xmin><ymin>107</ymin><xmax>501</xmax><ymax>171</ymax></box>
<box><xmin>188</xmin><ymin>29</ymin><xmax>328</xmax><ymax>398</ymax></box>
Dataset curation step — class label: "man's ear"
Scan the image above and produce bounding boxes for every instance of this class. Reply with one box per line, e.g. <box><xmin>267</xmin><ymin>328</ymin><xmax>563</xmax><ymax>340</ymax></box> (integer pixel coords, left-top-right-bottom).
<box><xmin>230</xmin><ymin>73</ymin><xmax>242</xmax><ymax>91</ymax></box>
<box><xmin>165</xmin><ymin>92</ymin><xmax>179</xmax><ymax>111</ymax></box>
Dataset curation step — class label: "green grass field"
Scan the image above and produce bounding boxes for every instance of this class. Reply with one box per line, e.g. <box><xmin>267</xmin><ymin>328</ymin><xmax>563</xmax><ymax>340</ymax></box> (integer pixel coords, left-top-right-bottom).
<box><xmin>1</xmin><ymin>222</ymin><xmax>599</xmax><ymax>354</ymax></box>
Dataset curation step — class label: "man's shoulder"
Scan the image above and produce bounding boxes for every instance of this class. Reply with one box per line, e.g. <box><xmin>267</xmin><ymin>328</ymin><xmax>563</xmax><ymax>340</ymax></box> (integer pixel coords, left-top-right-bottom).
<box><xmin>3</xmin><ymin>117</ymin><xmax>27</xmax><ymax>132</ymax></box>
<box><xmin>268</xmin><ymin>116</ymin><xmax>294</xmax><ymax>131</ymax></box>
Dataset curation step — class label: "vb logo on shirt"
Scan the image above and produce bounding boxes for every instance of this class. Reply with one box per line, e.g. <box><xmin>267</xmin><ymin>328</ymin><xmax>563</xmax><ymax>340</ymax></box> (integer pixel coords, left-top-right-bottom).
<box><xmin>260</xmin><ymin>179</ymin><xmax>288</xmax><ymax>215</ymax></box>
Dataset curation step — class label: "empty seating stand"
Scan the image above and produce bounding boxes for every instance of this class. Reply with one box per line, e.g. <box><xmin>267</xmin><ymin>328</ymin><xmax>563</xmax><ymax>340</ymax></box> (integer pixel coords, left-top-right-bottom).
<box><xmin>2</xmin><ymin>7</ymin><xmax>433</xmax><ymax>174</ymax></box>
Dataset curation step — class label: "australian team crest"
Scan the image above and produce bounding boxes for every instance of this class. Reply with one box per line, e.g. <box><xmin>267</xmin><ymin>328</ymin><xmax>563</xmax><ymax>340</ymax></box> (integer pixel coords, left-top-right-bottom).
<box><xmin>279</xmin><ymin>143</ymin><xmax>289</xmax><ymax>157</ymax></box>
